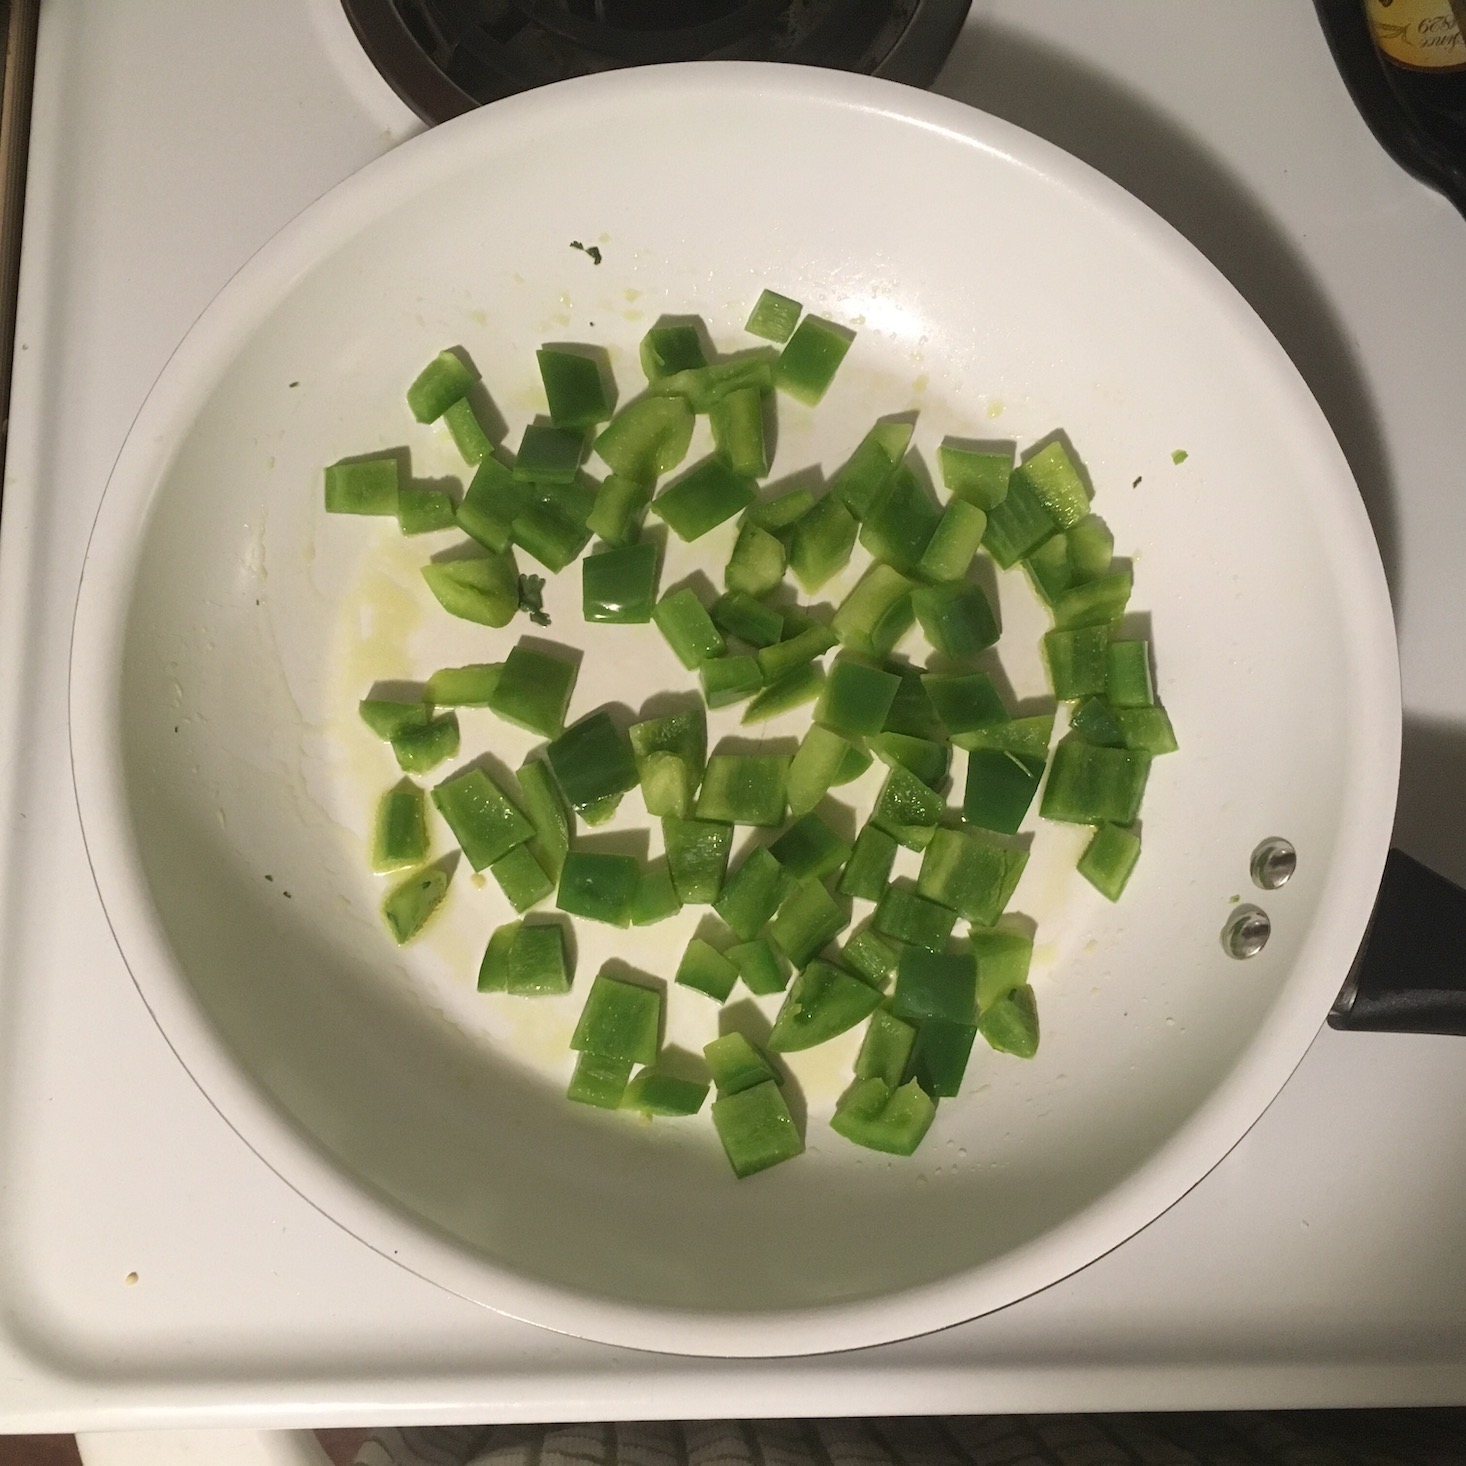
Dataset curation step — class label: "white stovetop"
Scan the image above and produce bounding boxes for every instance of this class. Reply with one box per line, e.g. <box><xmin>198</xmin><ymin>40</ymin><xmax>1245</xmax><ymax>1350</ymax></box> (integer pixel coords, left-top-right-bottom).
<box><xmin>2</xmin><ymin>0</ymin><xmax>1465</xmax><ymax>1432</ymax></box>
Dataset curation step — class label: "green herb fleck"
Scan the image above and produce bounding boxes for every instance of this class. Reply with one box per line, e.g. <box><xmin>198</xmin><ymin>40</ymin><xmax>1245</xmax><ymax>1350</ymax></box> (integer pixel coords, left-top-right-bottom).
<box><xmin>518</xmin><ymin>573</ymin><xmax>551</xmax><ymax>627</ymax></box>
<box><xmin>1131</xmin><ymin>475</ymin><xmax>1142</xmax><ymax>487</ymax></box>
<box><xmin>570</xmin><ymin>241</ymin><xmax>603</xmax><ymax>266</ymax></box>
<box><xmin>1171</xmin><ymin>449</ymin><xmax>1189</xmax><ymax>465</ymax></box>
<box><xmin>288</xmin><ymin>380</ymin><xmax>299</xmax><ymax>388</ymax></box>
<box><xmin>1229</xmin><ymin>893</ymin><xmax>1240</xmax><ymax>903</ymax></box>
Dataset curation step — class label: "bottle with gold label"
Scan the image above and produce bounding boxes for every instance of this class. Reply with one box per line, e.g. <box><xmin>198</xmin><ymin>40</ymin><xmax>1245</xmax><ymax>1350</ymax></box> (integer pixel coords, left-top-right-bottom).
<box><xmin>1315</xmin><ymin>0</ymin><xmax>1466</xmax><ymax>216</ymax></box>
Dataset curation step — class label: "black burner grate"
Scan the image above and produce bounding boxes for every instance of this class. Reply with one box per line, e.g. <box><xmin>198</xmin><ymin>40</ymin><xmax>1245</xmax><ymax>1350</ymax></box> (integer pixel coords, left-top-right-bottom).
<box><xmin>342</xmin><ymin>0</ymin><xmax>970</xmax><ymax>123</ymax></box>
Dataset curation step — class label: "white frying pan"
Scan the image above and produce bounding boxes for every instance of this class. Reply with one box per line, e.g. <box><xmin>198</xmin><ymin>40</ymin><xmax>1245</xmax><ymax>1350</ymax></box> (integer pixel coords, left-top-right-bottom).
<box><xmin>68</xmin><ymin>64</ymin><xmax>1398</xmax><ymax>1357</ymax></box>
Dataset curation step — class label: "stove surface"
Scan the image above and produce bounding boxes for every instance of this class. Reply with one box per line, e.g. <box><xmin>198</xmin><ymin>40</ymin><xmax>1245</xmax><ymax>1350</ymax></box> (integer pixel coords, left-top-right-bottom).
<box><xmin>1</xmin><ymin>0</ymin><xmax>1465</xmax><ymax>1430</ymax></box>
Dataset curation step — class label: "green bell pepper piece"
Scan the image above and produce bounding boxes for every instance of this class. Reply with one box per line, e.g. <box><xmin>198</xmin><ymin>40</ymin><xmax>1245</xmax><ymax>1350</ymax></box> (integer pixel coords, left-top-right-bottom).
<box><xmin>675</xmin><ymin>937</ymin><xmax>740</xmax><ymax>1002</ymax></box>
<box><xmin>768</xmin><ymin>813</ymin><xmax>853</xmax><ymax>883</ymax></box>
<box><xmin>859</xmin><ymin>463</ymin><xmax>940</xmax><ymax>573</ymax></box>
<box><xmin>982</xmin><ymin>466</ymin><xmax>1058</xmax><ymax>568</ymax></box>
<box><xmin>774</xmin><ymin>315</ymin><xmax>854</xmax><ymax>406</ymax></box>
<box><xmin>938</xmin><ymin>441</ymin><xmax>1011</xmax><ymax>510</ymax></box>
<box><xmin>709</xmin><ymin>385</ymin><xmax>768</xmax><ymax>479</ymax></box>
<box><xmin>382</xmin><ymin>864</ymin><xmax>450</xmax><ymax>943</ymax></box>
<box><xmin>388</xmin><ymin>713</ymin><xmax>458</xmax><ymax>773</ymax></box>
<box><xmin>1106</xmin><ymin>640</ymin><xmax>1156</xmax><ymax>707</ymax></box>
<box><xmin>422</xmin><ymin>552</ymin><xmax>519</xmax><ymax>627</ymax></box>
<box><xmin>1040</xmin><ymin>739</ymin><xmax>1151</xmax><ymax>825</ymax></box>
<box><xmin>868</xmin><ymin>731</ymin><xmax>950</xmax><ymax>789</ymax></box>
<box><xmin>916</xmin><ymin>826</ymin><xmax>1028</xmax><ymax>927</ymax></box>
<box><xmin>593</xmin><ymin>394</ymin><xmax>695</xmax><ymax>482</ymax></box>
<box><xmin>757</xmin><ymin>623</ymin><xmax>837</xmax><ymax>684</ymax></box>
<box><xmin>700</xmin><ymin>654</ymin><xmax>764</xmax><ymax>709</ymax></box>
<box><xmin>837</xmin><ymin>824</ymin><xmax>899</xmax><ymax>902</ymax></box>
<box><xmin>873</xmin><ymin>885</ymin><xmax>957</xmax><ymax>951</ymax></box>
<box><xmin>832</xmin><ymin>421</ymin><xmax>912</xmax><ymax>520</ymax></box>
<box><xmin>1043</xmin><ymin>624</ymin><xmax>1111</xmax><ymax>700</ymax></box>
<box><xmin>856</xmin><ymin>1009</ymin><xmax>918</xmax><ymax>1087</ymax></box>
<box><xmin>650</xmin><ymin>457</ymin><xmax>755</xmax><ymax>541</ymax></box>
<box><xmin>359</xmin><ymin>696</ymin><xmax>428</xmax><ymax>739</ymax></box>
<box><xmin>911</xmin><ymin>581</ymin><xmax>999</xmax><ymax>660</ymax></box>
<box><xmin>919</xmin><ymin>671</ymin><xmax>1007</xmax><ymax>734</ymax></box>
<box><xmin>1078</xmin><ymin>822</ymin><xmax>1142</xmax><ymax>900</ymax></box>
<box><xmin>571</xmin><ymin>970</ymin><xmax>661</xmax><ymax>1063</ymax></box>
<box><xmin>953</xmin><ymin>714</ymin><xmax>1055</xmax><ymax>760</ymax></box>
<box><xmin>696</xmin><ymin>753</ymin><xmax>789</xmax><ymax>828</ymax></box>
<box><xmin>372</xmin><ymin>783</ymin><xmax>428</xmax><ymax>873</ymax></box>
<box><xmin>640</xmin><ymin>323</ymin><xmax>707</xmax><ymax>380</ymax></box>
<box><xmin>788</xmin><ymin>494</ymin><xmax>859</xmax><ymax>592</ymax></box>
<box><xmin>442</xmin><ymin>395</ymin><xmax>491</xmax><ymax>465</ymax></box>
<box><xmin>547</xmin><ymin>710</ymin><xmax>639</xmax><ymax>812</ymax></box>
<box><xmin>840</xmin><ymin>928</ymin><xmax>900</xmax><ymax>988</ymax></box>
<box><xmin>745</xmin><ymin>288</ymin><xmax>802</xmax><ymax>343</ymax></box>
<box><xmin>915</xmin><ymin>498</ymin><xmax>987</xmax><ymax>583</ymax></box>
<box><xmin>556</xmin><ymin>850</ymin><xmax>640</xmax><ymax>926</ymax></box>
<box><xmin>963</xmin><ymin>749</ymin><xmax>1047</xmax><ymax>835</ymax></box>
<box><xmin>816</xmin><ymin>656</ymin><xmax>901</xmax><ymax>738</ymax></box>
<box><xmin>1014</xmin><ymin>440</ymin><xmax>1089</xmax><ymax>529</ymax></box>
<box><xmin>711</xmin><ymin>590</ymin><xmax>784</xmax><ymax>648</ymax></box>
<box><xmin>490</xmin><ymin>843</ymin><xmax>554</xmax><ymax>913</ymax></box>
<box><xmin>512</xmin><ymin>422</ymin><xmax>585</xmax><ymax>484</ymax></box>
<box><xmin>622</xmin><ymin>1070</ymin><xmax>710</xmax><ymax>1117</ymax></box>
<box><xmin>972</xmin><ymin>928</ymin><xmax>1034</xmax><ymax>1011</ymax></box>
<box><xmin>767</xmin><ymin>958</ymin><xmax>882</xmax><ymax>1052</ymax></box>
<box><xmin>505</xmin><ymin>920</ymin><xmax>570</xmax><ymax>995</ymax></box>
<box><xmin>727</xmin><ymin>937</ymin><xmax>790</xmax><ymax>996</ymax></box>
<box><xmin>743</xmin><ymin>663</ymin><xmax>823</xmax><ymax>724</ymax></box>
<box><xmin>652</xmin><ymin>587</ymin><xmax>727</xmax><ymax>669</ymax></box>
<box><xmin>324</xmin><ymin>456</ymin><xmax>398</xmax><ymax>515</ymax></box>
<box><xmin>978</xmin><ymin>983</ymin><xmax>1040</xmax><ymax>1058</ymax></box>
<box><xmin>397</xmin><ymin>487</ymin><xmax>457</xmax><ymax>536</ymax></box>
<box><xmin>890</xmin><ymin>947</ymin><xmax>977</xmax><ymax>1024</ymax></box>
<box><xmin>585</xmin><ymin>473</ymin><xmax>652</xmax><ymax>546</ymax></box>
<box><xmin>870</xmin><ymin>765</ymin><xmax>946</xmax><ymax>850</ymax></box>
<box><xmin>456</xmin><ymin>456</ymin><xmax>524</xmax><ymax>553</ymax></box>
<box><xmin>567</xmin><ymin>1051</ymin><xmax>633</xmax><ymax>1109</ymax></box>
<box><xmin>432</xmin><ymin>767</ymin><xmax>534</xmax><ymax>871</ymax></box>
<box><xmin>423</xmin><ymin>663</ymin><xmax>502</xmax><ymax>706</ymax></box>
<box><xmin>1052</xmin><ymin>567</ymin><xmax>1133</xmax><ymax>629</ymax></box>
<box><xmin>704</xmin><ymin>1033</ymin><xmax>781</xmax><ymax>1095</ymax></box>
<box><xmin>906</xmin><ymin>1018</ymin><xmax>978</xmax><ymax>1098</ymax></box>
<box><xmin>537</xmin><ymin>347</ymin><xmax>611</xmax><ymax>429</ymax></box>
<box><xmin>711</xmin><ymin>1080</ymin><xmax>803</xmax><ymax>1177</ymax></box>
<box><xmin>745</xmin><ymin>485</ymin><xmax>818</xmax><ymax>531</ymax></box>
<box><xmin>768</xmin><ymin>880</ymin><xmax>847</xmax><ymax>968</ymax></box>
<box><xmin>407</xmin><ymin>350</ymin><xmax>476</xmax><ymax>423</ymax></box>
<box><xmin>582</xmin><ymin>540</ymin><xmax>659</xmax><ymax>624</ymax></box>
<box><xmin>724</xmin><ymin>520</ymin><xmax>786</xmax><ymax>599</ymax></box>
<box><xmin>516</xmin><ymin>757</ymin><xmax>571</xmax><ymax>880</ymax></box>
<box><xmin>786</xmin><ymin>723</ymin><xmax>860</xmax><ymax>818</ymax></box>
<box><xmin>477</xmin><ymin>921</ymin><xmax>519</xmax><ymax>992</ymax></box>
<box><xmin>489</xmin><ymin>642</ymin><xmax>578</xmax><ymax>739</ymax></box>
<box><xmin>629</xmin><ymin>858</ymin><xmax>683</xmax><ymax>925</ymax></box>
<box><xmin>714</xmin><ymin>846</ymin><xmax>793</xmax><ymax>942</ymax></box>
<box><xmin>832</xmin><ymin>563</ymin><xmax>916</xmax><ymax>657</ymax></box>
<box><xmin>662</xmin><ymin>816</ymin><xmax>732</xmax><ymax>904</ymax></box>
<box><xmin>830</xmin><ymin>1076</ymin><xmax>936</xmax><ymax>1156</ymax></box>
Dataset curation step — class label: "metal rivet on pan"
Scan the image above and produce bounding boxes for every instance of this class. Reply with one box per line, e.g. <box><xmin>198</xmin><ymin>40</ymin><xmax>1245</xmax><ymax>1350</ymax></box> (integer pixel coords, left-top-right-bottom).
<box><xmin>1250</xmin><ymin>837</ymin><xmax>1296</xmax><ymax>891</ymax></box>
<box><xmin>1222</xmin><ymin>904</ymin><xmax>1271</xmax><ymax>959</ymax></box>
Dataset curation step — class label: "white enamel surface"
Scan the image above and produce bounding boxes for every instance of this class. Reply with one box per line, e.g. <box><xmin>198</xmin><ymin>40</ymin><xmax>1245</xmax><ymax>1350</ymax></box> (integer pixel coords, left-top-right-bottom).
<box><xmin>66</xmin><ymin>64</ymin><xmax>1398</xmax><ymax>1356</ymax></box>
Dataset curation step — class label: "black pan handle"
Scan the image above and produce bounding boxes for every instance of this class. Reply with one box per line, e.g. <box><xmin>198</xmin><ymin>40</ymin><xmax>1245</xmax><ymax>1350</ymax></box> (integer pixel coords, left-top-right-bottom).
<box><xmin>1329</xmin><ymin>848</ymin><xmax>1466</xmax><ymax>1034</ymax></box>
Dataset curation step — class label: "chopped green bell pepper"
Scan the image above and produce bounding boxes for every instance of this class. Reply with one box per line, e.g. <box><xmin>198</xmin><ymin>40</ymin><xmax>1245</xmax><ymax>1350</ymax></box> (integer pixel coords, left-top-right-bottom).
<box><xmin>489</xmin><ymin>642</ymin><xmax>578</xmax><ymax>739</ymax></box>
<box><xmin>711</xmin><ymin>1079</ymin><xmax>803</xmax><ymax>1177</ymax></box>
<box><xmin>407</xmin><ymin>349</ymin><xmax>477</xmax><ymax>423</ymax></box>
<box><xmin>650</xmin><ymin>457</ymin><xmax>755</xmax><ymax>541</ymax></box>
<box><xmin>546</xmin><ymin>709</ymin><xmax>639</xmax><ymax>812</ymax></box>
<box><xmin>325</xmin><ymin>456</ymin><xmax>399</xmax><ymax>515</ymax></box>
<box><xmin>696</xmin><ymin>753</ymin><xmax>789</xmax><ymax>828</ymax></box>
<box><xmin>916</xmin><ymin>826</ymin><xmax>1028</xmax><ymax>927</ymax></box>
<box><xmin>422</xmin><ymin>551</ymin><xmax>519</xmax><ymax>627</ymax></box>
<box><xmin>662</xmin><ymin>816</ymin><xmax>732</xmax><ymax>904</ymax></box>
<box><xmin>767</xmin><ymin>958</ymin><xmax>882</xmax><ymax>1052</ymax></box>
<box><xmin>372</xmin><ymin>783</ymin><xmax>428</xmax><ymax>873</ymax></box>
<box><xmin>556</xmin><ymin>850</ymin><xmax>640</xmax><ymax>926</ymax></box>
<box><xmin>432</xmin><ymin>767</ymin><xmax>534</xmax><ymax>871</ymax></box>
<box><xmin>382</xmin><ymin>864</ymin><xmax>450</xmax><ymax>943</ymax></box>
<box><xmin>830</xmin><ymin>1076</ymin><xmax>936</xmax><ymax>1156</ymax></box>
